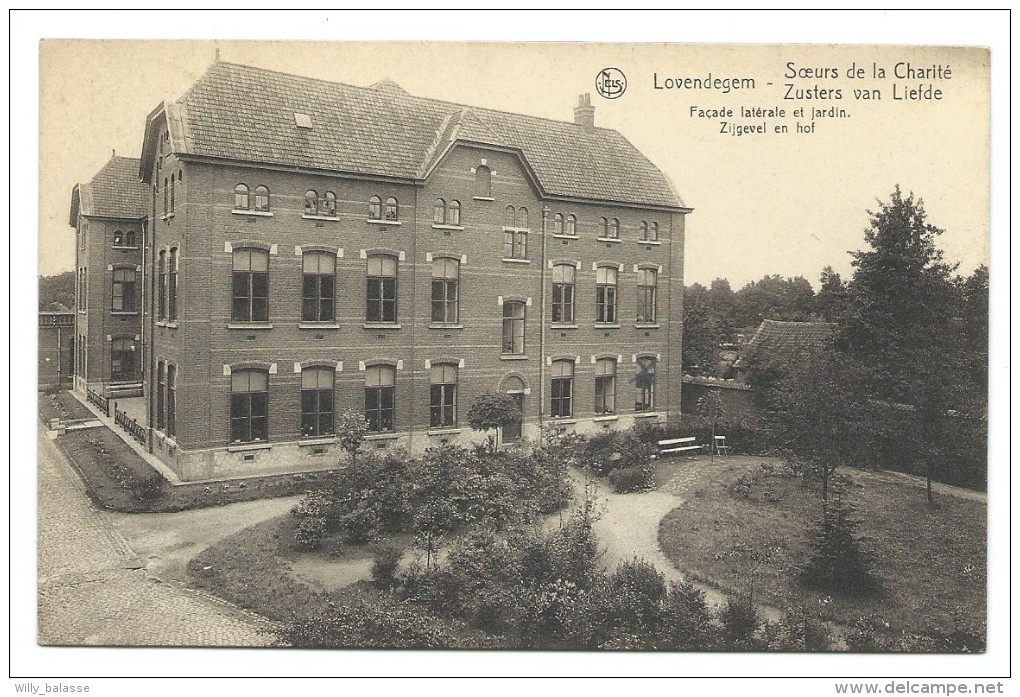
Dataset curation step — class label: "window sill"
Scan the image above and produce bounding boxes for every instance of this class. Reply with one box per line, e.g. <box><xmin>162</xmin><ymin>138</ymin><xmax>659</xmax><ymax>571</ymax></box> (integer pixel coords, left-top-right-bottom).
<box><xmin>596</xmin><ymin>237</ymin><xmax>622</xmax><ymax>244</ymax></box>
<box><xmin>500</xmin><ymin>354</ymin><xmax>529</xmax><ymax>361</ymax></box>
<box><xmin>472</xmin><ymin>196</ymin><xmax>495</xmax><ymax>202</ymax></box>
<box><xmin>111</xmin><ymin>311</ymin><xmax>140</xmax><ymax>316</ymax></box>
<box><xmin>112</xmin><ymin>245</ymin><xmax>140</xmax><ymax>251</ymax></box>
<box><xmin>595</xmin><ymin>323</ymin><xmax>621</xmax><ymax>329</ymax></box>
<box><xmin>232</xmin><ymin>209</ymin><xmax>273</xmax><ymax>217</ymax></box>
<box><xmin>160</xmin><ymin>213</ymin><xmax>175</xmax><ymax>221</ymax></box>
<box><xmin>550</xmin><ymin>417</ymin><xmax>577</xmax><ymax>424</ymax></box>
<box><xmin>427</xmin><ymin>428</ymin><xmax>462</xmax><ymax>436</ymax></box>
<box><xmin>551</xmin><ymin>234</ymin><xmax>579</xmax><ymax>240</ymax></box>
<box><xmin>299</xmin><ymin>322</ymin><xmax>340</xmax><ymax>330</ymax></box>
<box><xmin>365</xmin><ymin>433</ymin><xmax>399</xmax><ymax>442</ymax></box>
<box><xmin>502</xmin><ymin>257</ymin><xmax>531</xmax><ymax>264</ymax></box>
<box><xmin>633</xmin><ymin>411</ymin><xmax>661</xmax><ymax>419</ymax></box>
<box><xmin>429</xmin><ymin>323</ymin><xmax>463</xmax><ymax>330</ymax></box>
<box><xmin>432</xmin><ymin>224</ymin><xmax>465</xmax><ymax>231</ymax></box>
<box><xmin>156</xmin><ymin>321</ymin><xmax>179</xmax><ymax>329</ymax></box>
<box><xmin>227</xmin><ymin>322</ymin><xmax>273</xmax><ymax>330</ymax></box>
<box><xmin>593</xmin><ymin>415</ymin><xmax>619</xmax><ymax>422</ymax></box>
<box><xmin>299</xmin><ymin>437</ymin><xmax>335</xmax><ymax>447</ymax></box>
<box><xmin>363</xmin><ymin>322</ymin><xmax>402</xmax><ymax>330</ymax></box>
<box><xmin>635</xmin><ymin>323</ymin><xmax>661</xmax><ymax>329</ymax></box>
<box><xmin>227</xmin><ymin>442</ymin><xmax>272</xmax><ymax>452</ymax></box>
<box><xmin>550</xmin><ymin>323</ymin><xmax>578</xmax><ymax>330</ymax></box>
<box><xmin>366</xmin><ymin>219</ymin><xmax>401</xmax><ymax>226</ymax></box>
<box><xmin>637</xmin><ymin>240</ymin><xmax>662</xmax><ymax>246</ymax></box>
<box><xmin>302</xmin><ymin>214</ymin><xmax>340</xmax><ymax>221</ymax></box>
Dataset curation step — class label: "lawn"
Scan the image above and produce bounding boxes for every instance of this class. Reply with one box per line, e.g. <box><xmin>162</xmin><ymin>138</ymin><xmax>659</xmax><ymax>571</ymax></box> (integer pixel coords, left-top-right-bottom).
<box><xmin>658</xmin><ymin>459</ymin><xmax>986</xmax><ymax>640</ymax></box>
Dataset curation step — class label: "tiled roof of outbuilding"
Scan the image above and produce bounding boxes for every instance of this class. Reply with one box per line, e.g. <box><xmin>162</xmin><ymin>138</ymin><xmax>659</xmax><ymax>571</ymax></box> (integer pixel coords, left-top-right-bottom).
<box><xmin>75</xmin><ymin>156</ymin><xmax>148</xmax><ymax>220</ymax></box>
<box><xmin>734</xmin><ymin>320</ymin><xmax>837</xmax><ymax>372</ymax></box>
<box><xmin>164</xmin><ymin>61</ymin><xmax>684</xmax><ymax>209</ymax></box>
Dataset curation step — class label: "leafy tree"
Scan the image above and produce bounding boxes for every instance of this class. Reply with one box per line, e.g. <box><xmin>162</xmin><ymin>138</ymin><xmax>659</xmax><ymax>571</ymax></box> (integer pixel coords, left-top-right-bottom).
<box><xmin>734</xmin><ymin>274</ymin><xmax>816</xmax><ymax>326</ymax></box>
<box><xmin>39</xmin><ymin>271</ymin><xmax>75</xmax><ymax>310</ymax></box>
<box><xmin>682</xmin><ymin>283</ymin><xmax>723</xmax><ymax>374</ymax></box>
<box><xmin>467</xmin><ymin>391</ymin><xmax>522</xmax><ymax>451</ymax></box>
<box><xmin>334</xmin><ymin>410</ymin><xmax>370</xmax><ymax>467</ymax></box>
<box><xmin>814</xmin><ymin>266</ymin><xmax>848</xmax><ymax>321</ymax></box>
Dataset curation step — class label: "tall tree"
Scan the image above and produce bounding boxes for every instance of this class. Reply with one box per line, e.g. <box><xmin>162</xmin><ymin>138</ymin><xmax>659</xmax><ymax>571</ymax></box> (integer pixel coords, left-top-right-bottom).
<box><xmin>39</xmin><ymin>271</ymin><xmax>75</xmax><ymax>310</ymax></box>
<box><xmin>813</xmin><ymin>266</ymin><xmax>848</xmax><ymax>322</ymax></box>
<box><xmin>682</xmin><ymin>283</ymin><xmax>723</xmax><ymax>375</ymax></box>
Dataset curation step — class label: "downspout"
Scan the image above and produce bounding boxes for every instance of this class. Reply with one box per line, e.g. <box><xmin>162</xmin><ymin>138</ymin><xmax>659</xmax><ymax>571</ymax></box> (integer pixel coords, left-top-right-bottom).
<box><xmin>408</xmin><ymin>186</ymin><xmax>418</xmax><ymax>453</ymax></box>
<box><xmin>538</xmin><ymin>204</ymin><xmax>549</xmax><ymax>435</ymax></box>
<box><xmin>145</xmin><ymin>216</ymin><xmax>155</xmax><ymax>454</ymax></box>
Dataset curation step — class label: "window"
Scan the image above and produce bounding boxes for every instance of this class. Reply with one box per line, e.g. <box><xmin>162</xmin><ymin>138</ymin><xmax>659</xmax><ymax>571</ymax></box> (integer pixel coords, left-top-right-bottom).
<box><xmin>232</xmin><ymin>248</ymin><xmax>269</xmax><ymax>322</ymax></box>
<box><xmin>111</xmin><ymin>338</ymin><xmax>135</xmax><ymax>382</ymax></box>
<box><xmin>648</xmin><ymin>222</ymin><xmax>659</xmax><ymax>242</ymax></box>
<box><xmin>595</xmin><ymin>358</ymin><xmax>616</xmax><ymax>414</ymax></box>
<box><xmin>234</xmin><ymin>184</ymin><xmax>250</xmax><ymax>210</ymax></box>
<box><xmin>366</xmin><ymin>254</ymin><xmax>397</xmax><ymax>322</ymax></box>
<box><xmin>384</xmin><ymin>197</ymin><xmax>398</xmax><ymax>221</ymax></box>
<box><xmin>550</xmin><ymin>359</ymin><xmax>574</xmax><ymax>418</ymax></box>
<box><xmin>435</xmin><ymin>199</ymin><xmax>461</xmax><ymax>225</ymax></box>
<box><xmin>504</xmin><ymin>205</ymin><xmax>516</xmax><ymax>228</ymax></box>
<box><xmin>364</xmin><ymin>365</ymin><xmax>395</xmax><ymax>433</ymax></box>
<box><xmin>230</xmin><ymin>369</ymin><xmax>268</xmax><ymax>443</ymax></box>
<box><xmin>565</xmin><ymin>214</ymin><xmax>577</xmax><ymax>236</ymax></box>
<box><xmin>502</xmin><ymin>300</ymin><xmax>525</xmax><ymax>354</ymax></box>
<box><xmin>158</xmin><ymin>250</ymin><xmax>167</xmax><ymax>320</ymax></box>
<box><xmin>302</xmin><ymin>252</ymin><xmax>335</xmax><ymax>322</ymax></box>
<box><xmin>170</xmin><ymin>174</ymin><xmax>175</xmax><ymax>214</ymax></box>
<box><xmin>168</xmin><ymin>248</ymin><xmax>178</xmax><ymax>321</ymax></box>
<box><xmin>112</xmin><ymin>268</ymin><xmax>136</xmax><ymax>312</ymax></box>
<box><xmin>304</xmin><ymin>190</ymin><xmax>318</xmax><ymax>215</ymax></box>
<box><xmin>599</xmin><ymin>218</ymin><xmax>609</xmax><ymax>239</ymax></box>
<box><xmin>504</xmin><ymin>206</ymin><xmax>528</xmax><ymax>259</ymax></box>
<box><xmin>322</xmin><ymin>191</ymin><xmax>337</xmax><ymax>216</ymax></box>
<box><xmin>610</xmin><ymin>218</ymin><xmax>620</xmax><ymax>239</ymax></box>
<box><xmin>126</xmin><ymin>230</ymin><xmax>137</xmax><ymax>246</ymax></box>
<box><xmin>551</xmin><ymin>264</ymin><xmax>575</xmax><ymax>323</ymax></box>
<box><xmin>596</xmin><ymin>266</ymin><xmax>618</xmax><ymax>323</ymax></box>
<box><xmin>431</xmin><ymin>257</ymin><xmax>459</xmax><ymax>323</ymax></box>
<box><xmin>429</xmin><ymin>363</ymin><xmax>458</xmax><ymax>428</ymax></box>
<box><xmin>640</xmin><ymin>221</ymin><xmax>648</xmax><ymax>241</ymax></box>
<box><xmin>434</xmin><ymin>198</ymin><xmax>446</xmax><ymax>224</ymax></box>
<box><xmin>167</xmin><ymin>365</ymin><xmax>177</xmax><ymax>437</ymax></box>
<box><xmin>518</xmin><ymin>206</ymin><xmax>528</xmax><ymax>229</ymax></box>
<box><xmin>163</xmin><ymin>177</ymin><xmax>169</xmax><ymax>216</ymax></box>
<box><xmin>113</xmin><ymin>230</ymin><xmax>124</xmax><ymax>246</ymax></box>
<box><xmin>301</xmin><ymin>367</ymin><xmax>335</xmax><ymax>437</ymax></box>
<box><xmin>475</xmin><ymin>164</ymin><xmax>491</xmax><ymax>197</ymax></box>
<box><xmin>156</xmin><ymin>362</ymin><xmax>165</xmax><ymax>430</ymax></box>
<box><xmin>368</xmin><ymin>195</ymin><xmax>382</xmax><ymax>220</ymax></box>
<box><xmin>635</xmin><ymin>357</ymin><xmax>656</xmax><ymax>411</ymax></box>
<box><xmin>254</xmin><ymin>185</ymin><xmax>270</xmax><ymax>212</ymax></box>
<box><xmin>637</xmin><ymin>268</ymin><xmax>658</xmax><ymax>323</ymax></box>
<box><xmin>553</xmin><ymin>213</ymin><xmax>564</xmax><ymax>235</ymax></box>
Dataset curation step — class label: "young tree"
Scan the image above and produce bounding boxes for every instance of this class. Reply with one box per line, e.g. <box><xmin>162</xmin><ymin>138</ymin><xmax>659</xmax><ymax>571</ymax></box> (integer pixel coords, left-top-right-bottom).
<box><xmin>335</xmin><ymin>410</ymin><xmax>370</xmax><ymax>467</ymax></box>
<box><xmin>467</xmin><ymin>391</ymin><xmax>522</xmax><ymax>451</ymax></box>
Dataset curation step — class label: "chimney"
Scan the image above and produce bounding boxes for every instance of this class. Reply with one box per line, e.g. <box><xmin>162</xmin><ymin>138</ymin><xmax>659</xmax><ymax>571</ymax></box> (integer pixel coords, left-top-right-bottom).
<box><xmin>574</xmin><ymin>93</ymin><xmax>595</xmax><ymax>128</ymax></box>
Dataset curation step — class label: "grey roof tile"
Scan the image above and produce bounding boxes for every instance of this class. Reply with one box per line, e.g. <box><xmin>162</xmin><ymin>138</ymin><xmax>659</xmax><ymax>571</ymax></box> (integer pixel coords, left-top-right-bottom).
<box><xmin>79</xmin><ymin>156</ymin><xmax>148</xmax><ymax>219</ymax></box>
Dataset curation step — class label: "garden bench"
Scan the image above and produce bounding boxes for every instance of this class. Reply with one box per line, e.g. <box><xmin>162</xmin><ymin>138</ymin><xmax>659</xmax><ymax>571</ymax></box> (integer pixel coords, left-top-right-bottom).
<box><xmin>657</xmin><ymin>436</ymin><xmax>705</xmax><ymax>456</ymax></box>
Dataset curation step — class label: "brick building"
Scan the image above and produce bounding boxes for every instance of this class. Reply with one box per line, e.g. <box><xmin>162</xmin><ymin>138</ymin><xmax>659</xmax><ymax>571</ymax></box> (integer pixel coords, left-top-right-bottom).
<box><xmin>76</xmin><ymin>60</ymin><xmax>690</xmax><ymax>482</ymax></box>
<box><xmin>39</xmin><ymin>307</ymin><xmax>75</xmax><ymax>391</ymax></box>
<box><xmin>69</xmin><ymin>156</ymin><xmax>148</xmax><ymax>399</ymax></box>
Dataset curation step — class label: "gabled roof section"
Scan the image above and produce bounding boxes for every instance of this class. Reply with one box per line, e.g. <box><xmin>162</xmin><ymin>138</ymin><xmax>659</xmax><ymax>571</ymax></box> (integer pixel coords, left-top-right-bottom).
<box><xmin>734</xmin><ymin>320</ymin><xmax>836</xmax><ymax>372</ymax></box>
<box><xmin>147</xmin><ymin>61</ymin><xmax>684</xmax><ymax>209</ymax></box>
<box><xmin>70</xmin><ymin>156</ymin><xmax>148</xmax><ymax>224</ymax></box>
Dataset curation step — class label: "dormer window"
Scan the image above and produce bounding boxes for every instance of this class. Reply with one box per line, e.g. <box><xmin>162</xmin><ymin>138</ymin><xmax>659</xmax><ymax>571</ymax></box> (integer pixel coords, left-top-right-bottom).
<box><xmin>553</xmin><ymin>213</ymin><xmax>563</xmax><ymax>235</ymax></box>
<box><xmin>565</xmin><ymin>214</ymin><xmax>577</xmax><ymax>236</ymax></box>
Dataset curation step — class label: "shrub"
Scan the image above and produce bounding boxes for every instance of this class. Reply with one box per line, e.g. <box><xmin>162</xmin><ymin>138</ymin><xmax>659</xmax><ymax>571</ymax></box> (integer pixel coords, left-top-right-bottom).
<box><xmin>295</xmin><ymin>515</ymin><xmax>326</xmax><ymax>549</ymax></box>
<box><xmin>658</xmin><ymin>580</ymin><xmax>717</xmax><ymax>650</ymax></box>
<box><xmin>719</xmin><ymin>598</ymin><xmax>761</xmax><ymax>650</ymax></box>
<box><xmin>608</xmin><ymin>464</ymin><xmax>654</xmax><ymax>493</ymax></box>
<box><xmin>278</xmin><ymin>600</ymin><xmax>457</xmax><ymax>649</ymax></box>
<box><xmin>371</xmin><ymin>545</ymin><xmax>402</xmax><ymax>588</ymax></box>
<box><xmin>763</xmin><ymin>607</ymin><xmax>833</xmax><ymax>652</ymax></box>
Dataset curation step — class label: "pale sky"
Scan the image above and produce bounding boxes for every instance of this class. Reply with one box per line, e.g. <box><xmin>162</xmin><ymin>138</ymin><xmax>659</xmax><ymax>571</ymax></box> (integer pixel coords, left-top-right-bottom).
<box><xmin>36</xmin><ymin>36</ymin><xmax>990</xmax><ymax>290</ymax></box>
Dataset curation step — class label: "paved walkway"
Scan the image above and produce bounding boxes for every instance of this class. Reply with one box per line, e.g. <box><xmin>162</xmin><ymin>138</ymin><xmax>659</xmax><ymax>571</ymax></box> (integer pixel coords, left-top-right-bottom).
<box><xmin>37</xmin><ymin>426</ymin><xmax>276</xmax><ymax>646</ymax></box>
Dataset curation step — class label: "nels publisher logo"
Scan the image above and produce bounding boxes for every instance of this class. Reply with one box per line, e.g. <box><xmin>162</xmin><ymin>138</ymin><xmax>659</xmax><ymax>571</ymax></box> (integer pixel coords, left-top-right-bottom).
<box><xmin>595</xmin><ymin>68</ymin><xmax>627</xmax><ymax>99</ymax></box>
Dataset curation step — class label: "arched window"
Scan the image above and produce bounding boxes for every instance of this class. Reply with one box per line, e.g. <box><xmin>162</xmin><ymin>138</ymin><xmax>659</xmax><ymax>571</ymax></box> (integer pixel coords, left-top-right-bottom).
<box><xmin>517</xmin><ymin>206</ymin><xmax>528</xmax><ymax>229</ymax></box>
<box><xmin>157</xmin><ymin>250</ymin><xmax>167</xmax><ymax>320</ymax></box>
<box><xmin>553</xmin><ymin>213</ymin><xmax>564</xmax><ymax>235</ymax></box>
<box><xmin>125</xmin><ymin>230</ymin><xmax>137</xmax><ymax>247</ymax></box>
<box><xmin>170</xmin><ymin>174</ymin><xmax>176</xmax><ymax>213</ymax></box>
<box><xmin>550</xmin><ymin>360</ymin><xmax>574</xmax><ymax>418</ymax></box>
<box><xmin>368</xmin><ymin>195</ymin><xmax>382</xmax><ymax>220</ymax></box>
<box><xmin>595</xmin><ymin>358</ymin><xmax>616</xmax><ymax>415</ymax></box>
<box><xmin>429</xmin><ymin>363</ymin><xmax>458</xmax><ymax>428</ymax></box>
<box><xmin>431</xmin><ymin>257</ymin><xmax>459</xmax><ymax>323</ymax></box>
<box><xmin>304</xmin><ymin>190</ymin><xmax>319</xmax><ymax>215</ymax></box>
<box><xmin>366</xmin><ymin>254</ymin><xmax>398</xmax><ymax>323</ymax></box>
<box><xmin>635</xmin><ymin>357</ymin><xmax>656</xmax><ymax>412</ymax></box>
<box><xmin>384</xmin><ymin>197</ymin><xmax>399</xmax><ymax>221</ymax></box>
<box><xmin>649</xmin><ymin>222</ymin><xmax>659</xmax><ymax>242</ymax></box>
<box><xmin>565</xmin><ymin>214</ymin><xmax>577</xmax><ymax>236</ymax></box>
<box><xmin>599</xmin><ymin>218</ymin><xmax>609</xmax><ymax>239</ymax></box>
<box><xmin>640</xmin><ymin>221</ymin><xmax>649</xmax><ymax>241</ymax></box>
<box><xmin>156</xmin><ymin>362</ymin><xmax>165</xmax><ymax>430</ymax></box>
<box><xmin>475</xmin><ymin>164</ymin><xmax>491</xmax><ymax>197</ymax></box>
<box><xmin>230</xmin><ymin>368</ymin><xmax>269</xmax><ymax>442</ymax></box>
<box><xmin>234</xmin><ymin>183</ymin><xmax>249</xmax><ymax>210</ymax></box>
<box><xmin>167</xmin><ymin>365</ymin><xmax>177</xmax><ymax>437</ymax></box>
<box><xmin>551</xmin><ymin>264</ymin><xmax>575</xmax><ymax>323</ymax></box>
<box><xmin>302</xmin><ymin>251</ymin><xmax>336</xmax><ymax>322</ymax></box>
<box><xmin>610</xmin><ymin>218</ymin><xmax>620</xmax><ymax>239</ymax></box>
<box><xmin>232</xmin><ymin>248</ymin><xmax>269</xmax><ymax>322</ymax></box>
<box><xmin>253</xmin><ymin>185</ymin><xmax>270</xmax><ymax>212</ymax></box>
<box><xmin>448</xmin><ymin>200</ymin><xmax>461</xmax><ymax>226</ymax></box>
<box><xmin>434</xmin><ymin>198</ymin><xmax>446</xmax><ymax>224</ymax></box>
<box><xmin>504</xmin><ymin>205</ymin><xmax>516</xmax><ymax>228</ymax></box>
<box><xmin>168</xmin><ymin>248</ymin><xmax>178</xmax><ymax>321</ymax></box>
<box><xmin>364</xmin><ymin>365</ymin><xmax>396</xmax><ymax>433</ymax></box>
<box><xmin>323</xmin><ymin>191</ymin><xmax>337</xmax><ymax>216</ymax></box>
<box><xmin>301</xmin><ymin>366</ymin><xmax>335</xmax><ymax>437</ymax></box>
<box><xmin>113</xmin><ymin>230</ymin><xmax>124</xmax><ymax>246</ymax></box>
<box><xmin>596</xmin><ymin>266</ymin><xmax>618</xmax><ymax>324</ymax></box>
<box><xmin>163</xmin><ymin>177</ymin><xmax>169</xmax><ymax>216</ymax></box>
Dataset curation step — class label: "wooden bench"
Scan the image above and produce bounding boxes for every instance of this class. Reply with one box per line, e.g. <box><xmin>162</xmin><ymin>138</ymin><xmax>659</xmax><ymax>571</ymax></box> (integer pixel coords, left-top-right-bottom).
<box><xmin>657</xmin><ymin>436</ymin><xmax>705</xmax><ymax>456</ymax></box>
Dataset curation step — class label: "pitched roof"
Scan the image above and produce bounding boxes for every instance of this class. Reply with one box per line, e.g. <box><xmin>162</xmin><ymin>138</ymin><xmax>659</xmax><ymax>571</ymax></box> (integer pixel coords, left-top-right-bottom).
<box><xmin>734</xmin><ymin>320</ymin><xmax>836</xmax><ymax>372</ymax></box>
<box><xmin>158</xmin><ymin>61</ymin><xmax>684</xmax><ymax>209</ymax></box>
<box><xmin>73</xmin><ymin>156</ymin><xmax>148</xmax><ymax>221</ymax></box>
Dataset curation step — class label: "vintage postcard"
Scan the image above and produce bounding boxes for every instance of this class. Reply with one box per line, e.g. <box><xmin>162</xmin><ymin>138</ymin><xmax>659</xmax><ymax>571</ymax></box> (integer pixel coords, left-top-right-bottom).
<box><xmin>21</xmin><ymin>20</ymin><xmax>1005</xmax><ymax>687</ymax></box>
